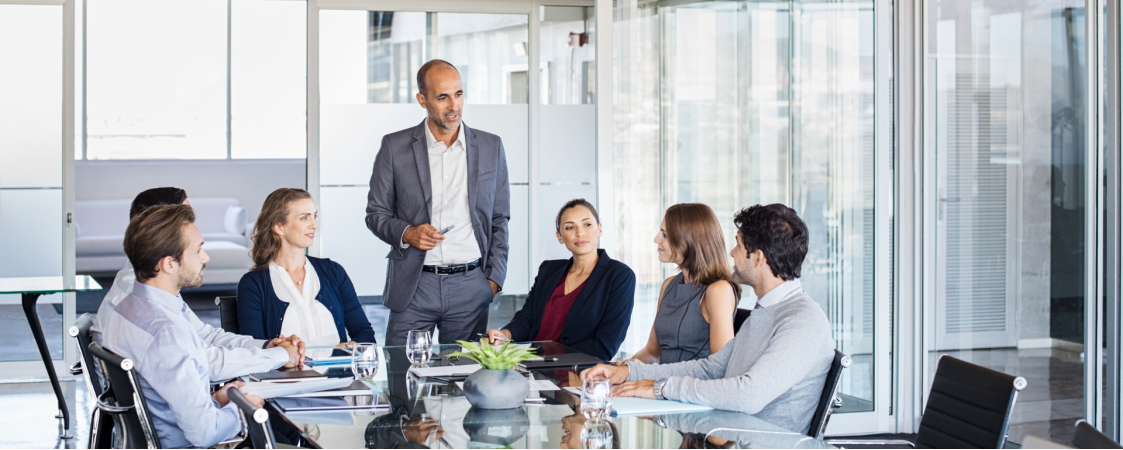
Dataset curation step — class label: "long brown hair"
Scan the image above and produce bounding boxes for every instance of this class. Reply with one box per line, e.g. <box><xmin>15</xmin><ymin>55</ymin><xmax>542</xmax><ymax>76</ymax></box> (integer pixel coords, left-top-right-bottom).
<box><xmin>250</xmin><ymin>188</ymin><xmax>312</xmax><ymax>271</ymax></box>
<box><xmin>663</xmin><ymin>203</ymin><xmax>741</xmax><ymax>299</ymax></box>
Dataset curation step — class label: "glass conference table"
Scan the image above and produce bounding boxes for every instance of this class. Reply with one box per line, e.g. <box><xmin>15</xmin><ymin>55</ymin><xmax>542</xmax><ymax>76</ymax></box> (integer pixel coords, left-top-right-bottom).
<box><xmin>268</xmin><ymin>342</ymin><xmax>831</xmax><ymax>449</ymax></box>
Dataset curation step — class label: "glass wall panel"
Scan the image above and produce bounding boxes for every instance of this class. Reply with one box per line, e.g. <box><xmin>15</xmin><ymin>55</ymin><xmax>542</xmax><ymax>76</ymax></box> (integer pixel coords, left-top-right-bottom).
<box><xmin>541</xmin><ymin>6</ymin><xmax>595</xmax><ymax>105</ymax></box>
<box><xmin>231</xmin><ymin>0</ymin><xmax>307</xmax><ymax>159</ymax></box>
<box><xmin>538</xmin><ymin>6</ymin><xmax>597</xmax><ymax>271</ymax></box>
<box><xmin>925</xmin><ymin>0</ymin><xmax>1088</xmax><ymax>443</ymax></box>
<box><xmin>86</xmin><ymin>0</ymin><xmax>228</xmax><ymax>160</ymax></box>
<box><xmin>613</xmin><ymin>0</ymin><xmax>880</xmax><ymax>412</ymax></box>
<box><xmin>0</xmin><ymin>4</ymin><xmax>65</xmax><ymax>363</ymax></box>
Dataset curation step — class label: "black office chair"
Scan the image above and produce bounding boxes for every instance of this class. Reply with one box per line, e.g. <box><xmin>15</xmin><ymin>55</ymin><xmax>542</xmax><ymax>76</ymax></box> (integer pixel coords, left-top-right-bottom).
<box><xmin>828</xmin><ymin>355</ymin><xmax>1026</xmax><ymax>448</ymax></box>
<box><xmin>228</xmin><ymin>387</ymin><xmax>278</xmax><ymax>449</ymax></box>
<box><xmin>69</xmin><ymin>314</ymin><xmax>115</xmax><ymax>449</ymax></box>
<box><xmin>1072</xmin><ymin>419</ymin><xmax>1122</xmax><ymax>449</ymax></box>
<box><xmin>807</xmin><ymin>350</ymin><xmax>852</xmax><ymax>439</ymax></box>
<box><xmin>733</xmin><ymin>308</ymin><xmax>752</xmax><ymax>333</ymax></box>
<box><xmin>216</xmin><ymin>295</ymin><xmax>240</xmax><ymax>334</ymax></box>
<box><xmin>87</xmin><ymin>342</ymin><xmax>162</xmax><ymax>449</ymax></box>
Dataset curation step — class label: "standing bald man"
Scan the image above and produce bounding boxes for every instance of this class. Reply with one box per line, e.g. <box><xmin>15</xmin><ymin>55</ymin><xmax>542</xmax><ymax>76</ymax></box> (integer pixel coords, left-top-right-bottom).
<box><xmin>366</xmin><ymin>59</ymin><xmax>510</xmax><ymax>346</ymax></box>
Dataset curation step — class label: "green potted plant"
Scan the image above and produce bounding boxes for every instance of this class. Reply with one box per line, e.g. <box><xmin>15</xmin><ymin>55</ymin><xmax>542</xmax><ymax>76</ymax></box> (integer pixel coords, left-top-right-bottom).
<box><xmin>449</xmin><ymin>339</ymin><xmax>538</xmax><ymax>409</ymax></box>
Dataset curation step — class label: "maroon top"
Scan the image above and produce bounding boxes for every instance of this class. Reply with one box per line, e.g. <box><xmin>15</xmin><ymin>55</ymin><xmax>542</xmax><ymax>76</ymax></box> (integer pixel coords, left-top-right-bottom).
<box><xmin>533</xmin><ymin>270</ymin><xmax>586</xmax><ymax>342</ymax></box>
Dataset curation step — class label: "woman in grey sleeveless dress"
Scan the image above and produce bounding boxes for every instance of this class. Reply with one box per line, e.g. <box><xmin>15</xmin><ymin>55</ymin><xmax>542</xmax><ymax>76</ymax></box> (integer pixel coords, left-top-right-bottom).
<box><xmin>629</xmin><ymin>204</ymin><xmax>741</xmax><ymax>364</ymax></box>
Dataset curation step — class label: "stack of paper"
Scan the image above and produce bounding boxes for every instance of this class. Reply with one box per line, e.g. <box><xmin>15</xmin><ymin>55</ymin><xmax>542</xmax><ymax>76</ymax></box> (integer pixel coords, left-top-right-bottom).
<box><xmin>408</xmin><ymin>364</ymin><xmax>481</xmax><ymax>378</ymax></box>
<box><xmin>304</xmin><ymin>347</ymin><xmax>353</xmax><ymax>366</ymax></box>
<box><xmin>241</xmin><ymin>378</ymin><xmax>354</xmax><ymax>399</ymax></box>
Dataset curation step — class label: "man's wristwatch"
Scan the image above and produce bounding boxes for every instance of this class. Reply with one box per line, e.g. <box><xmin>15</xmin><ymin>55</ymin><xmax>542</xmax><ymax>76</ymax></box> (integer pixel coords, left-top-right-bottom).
<box><xmin>653</xmin><ymin>378</ymin><xmax>668</xmax><ymax>401</ymax></box>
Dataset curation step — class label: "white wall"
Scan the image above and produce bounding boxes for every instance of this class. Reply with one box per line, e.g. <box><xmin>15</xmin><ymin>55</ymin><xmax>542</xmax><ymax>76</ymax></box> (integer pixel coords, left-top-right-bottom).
<box><xmin>75</xmin><ymin>159</ymin><xmax>306</xmax><ymax>221</ymax></box>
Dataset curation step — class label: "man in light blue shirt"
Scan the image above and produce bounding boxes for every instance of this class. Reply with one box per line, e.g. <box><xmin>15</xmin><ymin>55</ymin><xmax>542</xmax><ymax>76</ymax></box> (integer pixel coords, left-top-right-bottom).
<box><xmin>91</xmin><ymin>187</ymin><xmax>303</xmax><ymax>381</ymax></box>
<box><xmin>95</xmin><ymin>204</ymin><xmax>259</xmax><ymax>448</ymax></box>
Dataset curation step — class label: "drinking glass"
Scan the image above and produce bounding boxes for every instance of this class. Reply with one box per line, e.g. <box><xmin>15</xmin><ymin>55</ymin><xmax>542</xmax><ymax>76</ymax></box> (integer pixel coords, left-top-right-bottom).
<box><xmin>351</xmin><ymin>343</ymin><xmax>379</xmax><ymax>380</ymax></box>
<box><xmin>406</xmin><ymin>330</ymin><xmax>433</xmax><ymax>366</ymax></box>
<box><xmin>581</xmin><ymin>377</ymin><xmax>613</xmax><ymax>419</ymax></box>
<box><xmin>581</xmin><ymin>419</ymin><xmax>614</xmax><ymax>449</ymax></box>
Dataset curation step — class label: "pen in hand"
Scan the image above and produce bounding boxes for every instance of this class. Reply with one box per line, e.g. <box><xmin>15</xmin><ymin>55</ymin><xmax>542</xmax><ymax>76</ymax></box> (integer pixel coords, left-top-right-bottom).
<box><xmin>438</xmin><ymin>224</ymin><xmax>456</xmax><ymax>235</ymax></box>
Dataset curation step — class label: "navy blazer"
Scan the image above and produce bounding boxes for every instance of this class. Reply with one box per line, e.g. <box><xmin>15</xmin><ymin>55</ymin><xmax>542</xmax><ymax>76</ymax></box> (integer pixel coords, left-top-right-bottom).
<box><xmin>503</xmin><ymin>249</ymin><xmax>635</xmax><ymax>360</ymax></box>
<box><xmin>237</xmin><ymin>256</ymin><xmax>377</xmax><ymax>344</ymax></box>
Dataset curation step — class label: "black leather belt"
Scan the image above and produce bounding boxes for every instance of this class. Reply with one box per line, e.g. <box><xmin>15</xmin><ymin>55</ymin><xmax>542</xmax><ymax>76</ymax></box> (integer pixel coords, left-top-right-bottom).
<box><xmin>422</xmin><ymin>259</ymin><xmax>481</xmax><ymax>275</ymax></box>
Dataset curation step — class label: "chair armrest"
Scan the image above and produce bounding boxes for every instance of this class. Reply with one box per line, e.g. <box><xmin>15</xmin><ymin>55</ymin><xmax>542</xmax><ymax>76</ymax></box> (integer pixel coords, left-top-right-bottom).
<box><xmin>95</xmin><ymin>391</ymin><xmax>132</xmax><ymax>415</ymax></box>
<box><xmin>824</xmin><ymin>438</ymin><xmax>917</xmax><ymax>448</ymax></box>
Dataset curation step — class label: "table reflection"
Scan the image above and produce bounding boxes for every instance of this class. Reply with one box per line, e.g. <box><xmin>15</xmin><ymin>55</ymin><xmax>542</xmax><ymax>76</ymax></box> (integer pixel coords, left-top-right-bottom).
<box><xmin>271</xmin><ymin>343</ymin><xmax>832</xmax><ymax>449</ymax></box>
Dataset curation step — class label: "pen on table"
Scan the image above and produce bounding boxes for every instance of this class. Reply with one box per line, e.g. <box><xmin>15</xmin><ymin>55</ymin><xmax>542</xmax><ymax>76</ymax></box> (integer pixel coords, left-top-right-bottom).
<box><xmin>475</xmin><ymin>332</ymin><xmax>510</xmax><ymax>343</ymax></box>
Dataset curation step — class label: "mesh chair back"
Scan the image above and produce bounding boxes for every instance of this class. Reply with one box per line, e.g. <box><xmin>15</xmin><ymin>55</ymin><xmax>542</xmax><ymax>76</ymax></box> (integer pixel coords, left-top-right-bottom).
<box><xmin>915</xmin><ymin>355</ymin><xmax>1026</xmax><ymax>449</ymax></box>
<box><xmin>70</xmin><ymin>314</ymin><xmax>115</xmax><ymax>448</ymax></box>
<box><xmin>1073</xmin><ymin>419</ymin><xmax>1122</xmax><ymax>449</ymax></box>
<box><xmin>807</xmin><ymin>349</ymin><xmax>851</xmax><ymax>439</ymax></box>
<box><xmin>216</xmin><ymin>296</ymin><xmax>240</xmax><ymax>334</ymax></box>
<box><xmin>228</xmin><ymin>387</ymin><xmax>277</xmax><ymax>449</ymax></box>
<box><xmin>733</xmin><ymin>308</ymin><xmax>752</xmax><ymax>334</ymax></box>
<box><xmin>88</xmin><ymin>342</ymin><xmax>162</xmax><ymax>449</ymax></box>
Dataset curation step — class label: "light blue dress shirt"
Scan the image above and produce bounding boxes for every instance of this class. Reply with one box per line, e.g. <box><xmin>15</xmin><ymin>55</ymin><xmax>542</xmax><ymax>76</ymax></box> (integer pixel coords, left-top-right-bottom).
<box><xmin>94</xmin><ymin>282</ymin><xmax>243</xmax><ymax>448</ymax></box>
<box><xmin>91</xmin><ymin>263</ymin><xmax>288</xmax><ymax>381</ymax></box>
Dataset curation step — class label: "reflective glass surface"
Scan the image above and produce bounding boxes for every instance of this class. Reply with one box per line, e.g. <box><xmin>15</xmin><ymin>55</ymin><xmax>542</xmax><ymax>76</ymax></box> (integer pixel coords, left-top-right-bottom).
<box><xmin>271</xmin><ymin>343</ymin><xmax>825</xmax><ymax>449</ymax></box>
<box><xmin>612</xmin><ymin>0</ymin><xmax>880</xmax><ymax>412</ymax></box>
<box><xmin>924</xmin><ymin>0</ymin><xmax>1089</xmax><ymax>442</ymax></box>
<box><xmin>0</xmin><ymin>276</ymin><xmax>102</xmax><ymax>295</ymax></box>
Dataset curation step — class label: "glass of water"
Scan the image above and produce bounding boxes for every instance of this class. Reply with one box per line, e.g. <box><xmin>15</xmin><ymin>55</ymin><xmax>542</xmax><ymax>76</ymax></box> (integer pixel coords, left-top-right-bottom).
<box><xmin>351</xmin><ymin>343</ymin><xmax>379</xmax><ymax>380</ymax></box>
<box><xmin>581</xmin><ymin>377</ymin><xmax>613</xmax><ymax>419</ymax></box>
<box><xmin>581</xmin><ymin>418</ymin><xmax>614</xmax><ymax>449</ymax></box>
<box><xmin>406</xmin><ymin>330</ymin><xmax>432</xmax><ymax>366</ymax></box>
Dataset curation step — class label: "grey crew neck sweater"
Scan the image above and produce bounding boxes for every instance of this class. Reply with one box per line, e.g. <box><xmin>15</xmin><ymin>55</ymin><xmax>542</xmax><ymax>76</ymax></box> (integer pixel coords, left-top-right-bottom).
<box><xmin>626</xmin><ymin>287</ymin><xmax>835</xmax><ymax>434</ymax></box>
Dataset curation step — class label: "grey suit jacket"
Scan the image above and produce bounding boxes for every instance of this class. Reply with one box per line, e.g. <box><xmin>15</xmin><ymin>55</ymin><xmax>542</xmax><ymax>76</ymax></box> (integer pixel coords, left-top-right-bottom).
<box><xmin>365</xmin><ymin>120</ymin><xmax>510</xmax><ymax>312</ymax></box>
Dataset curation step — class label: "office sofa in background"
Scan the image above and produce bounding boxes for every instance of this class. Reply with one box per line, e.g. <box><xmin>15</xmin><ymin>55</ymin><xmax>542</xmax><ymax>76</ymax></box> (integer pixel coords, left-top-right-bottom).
<box><xmin>75</xmin><ymin>198</ymin><xmax>254</xmax><ymax>284</ymax></box>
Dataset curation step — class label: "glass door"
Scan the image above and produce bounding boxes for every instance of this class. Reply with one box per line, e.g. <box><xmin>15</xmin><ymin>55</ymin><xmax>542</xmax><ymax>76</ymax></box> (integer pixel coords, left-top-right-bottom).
<box><xmin>924</xmin><ymin>0</ymin><xmax>1093</xmax><ymax>443</ymax></box>
<box><xmin>0</xmin><ymin>1</ymin><xmax>73</xmax><ymax>377</ymax></box>
<box><xmin>612</xmin><ymin>0</ymin><xmax>893</xmax><ymax>432</ymax></box>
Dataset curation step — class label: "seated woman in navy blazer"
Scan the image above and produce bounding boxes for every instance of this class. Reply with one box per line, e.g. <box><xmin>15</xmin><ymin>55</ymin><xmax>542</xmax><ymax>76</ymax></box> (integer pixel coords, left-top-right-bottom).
<box><xmin>486</xmin><ymin>199</ymin><xmax>635</xmax><ymax>360</ymax></box>
<box><xmin>238</xmin><ymin>188</ymin><xmax>376</xmax><ymax>346</ymax></box>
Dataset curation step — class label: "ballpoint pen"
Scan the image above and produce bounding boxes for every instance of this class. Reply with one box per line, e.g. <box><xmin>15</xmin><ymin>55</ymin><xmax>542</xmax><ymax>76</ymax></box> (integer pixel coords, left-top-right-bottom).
<box><xmin>438</xmin><ymin>224</ymin><xmax>456</xmax><ymax>235</ymax></box>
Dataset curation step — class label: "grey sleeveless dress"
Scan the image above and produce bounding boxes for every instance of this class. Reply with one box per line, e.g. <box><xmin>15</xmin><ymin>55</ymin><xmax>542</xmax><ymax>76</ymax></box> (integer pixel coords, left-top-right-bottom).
<box><xmin>653</xmin><ymin>272</ymin><xmax>712</xmax><ymax>363</ymax></box>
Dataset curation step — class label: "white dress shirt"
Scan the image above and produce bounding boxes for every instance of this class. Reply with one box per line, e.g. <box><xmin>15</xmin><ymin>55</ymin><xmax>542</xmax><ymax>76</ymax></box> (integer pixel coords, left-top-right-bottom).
<box><xmin>269</xmin><ymin>259</ymin><xmax>341</xmax><ymax>346</ymax></box>
<box><xmin>754</xmin><ymin>278</ymin><xmax>804</xmax><ymax>309</ymax></box>
<box><xmin>91</xmin><ymin>263</ymin><xmax>288</xmax><ymax>381</ymax></box>
<box><xmin>401</xmin><ymin>122</ymin><xmax>482</xmax><ymax>266</ymax></box>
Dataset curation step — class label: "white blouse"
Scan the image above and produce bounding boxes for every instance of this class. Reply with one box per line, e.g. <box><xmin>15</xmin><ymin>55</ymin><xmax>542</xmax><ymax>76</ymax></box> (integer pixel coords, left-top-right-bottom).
<box><xmin>269</xmin><ymin>259</ymin><xmax>341</xmax><ymax>347</ymax></box>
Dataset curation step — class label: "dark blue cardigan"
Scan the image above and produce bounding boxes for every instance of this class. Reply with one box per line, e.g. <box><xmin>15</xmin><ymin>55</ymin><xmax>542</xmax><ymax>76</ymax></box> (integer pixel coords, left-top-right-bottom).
<box><xmin>503</xmin><ymin>249</ymin><xmax>635</xmax><ymax>360</ymax></box>
<box><xmin>237</xmin><ymin>256</ymin><xmax>377</xmax><ymax>344</ymax></box>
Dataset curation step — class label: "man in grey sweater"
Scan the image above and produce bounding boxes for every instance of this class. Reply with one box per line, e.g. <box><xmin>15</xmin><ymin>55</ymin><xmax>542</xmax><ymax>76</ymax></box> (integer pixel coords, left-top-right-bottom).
<box><xmin>582</xmin><ymin>203</ymin><xmax>835</xmax><ymax>435</ymax></box>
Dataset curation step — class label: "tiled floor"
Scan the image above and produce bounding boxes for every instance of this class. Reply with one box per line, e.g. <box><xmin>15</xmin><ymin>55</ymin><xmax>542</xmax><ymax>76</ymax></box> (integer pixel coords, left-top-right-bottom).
<box><xmin>0</xmin><ymin>290</ymin><xmax>1096</xmax><ymax>448</ymax></box>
